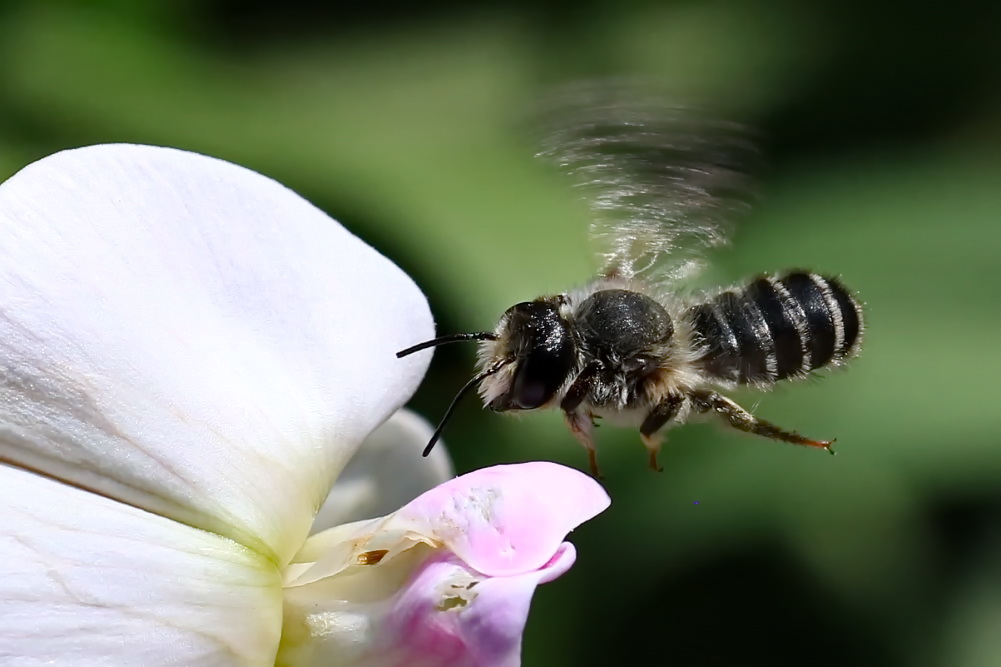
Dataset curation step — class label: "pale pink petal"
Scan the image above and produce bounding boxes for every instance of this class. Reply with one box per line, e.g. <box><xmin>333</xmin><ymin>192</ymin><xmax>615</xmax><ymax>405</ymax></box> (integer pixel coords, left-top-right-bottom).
<box><xmin>282</xmin><ymin>463</ymin><xmax>608</xmax><ymax>666</ymax></box>
<box><xmin>392</xmin><ymin>462</ymin><xmax>608</xmax><ymax>577</ymax></box>
<box><xmin>290</xmin><ymin>462</ymin><xmax>608</xmax><ymax>585</ymax></box>
<box><xmin>375</xmin><ymin>545</ymin><xmax>577</xmax><ymax>667</ymax></box>
<box><xmin>286</xmin><ymin>545</ymin><xmax>577</xmax><ymax>667</ymax></box>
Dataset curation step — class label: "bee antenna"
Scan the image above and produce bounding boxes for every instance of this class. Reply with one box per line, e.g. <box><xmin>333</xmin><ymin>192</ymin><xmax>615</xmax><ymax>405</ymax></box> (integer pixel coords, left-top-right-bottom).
<box><xmin>422</xmin><ymin>360</ymin><xmax>509</xmax><ymax>457</ymax></box>
<box><xmin>396</xmin><ymin>332</ymin><xmax>498</xmax><ymax>358</ymax></box>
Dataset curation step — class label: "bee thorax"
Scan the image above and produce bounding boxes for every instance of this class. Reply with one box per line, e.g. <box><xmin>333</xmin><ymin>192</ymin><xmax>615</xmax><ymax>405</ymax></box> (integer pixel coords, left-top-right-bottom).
<box><xmin>571</xmin><ymin>289</ymin><xmax>684</xmax><ymax>409</ymax></box>
<box><xmin>576</xmin><ymin>289</ymin><xmax>673</xmax><ymax>352</ymax></box>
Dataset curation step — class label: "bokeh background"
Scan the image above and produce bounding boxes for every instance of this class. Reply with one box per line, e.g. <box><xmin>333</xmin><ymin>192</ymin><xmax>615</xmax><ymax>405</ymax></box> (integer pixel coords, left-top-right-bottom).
<box><xmin>3</xmin><ymin>1</ymin><xmax>1000</xmax><ymax>665</ymax></box>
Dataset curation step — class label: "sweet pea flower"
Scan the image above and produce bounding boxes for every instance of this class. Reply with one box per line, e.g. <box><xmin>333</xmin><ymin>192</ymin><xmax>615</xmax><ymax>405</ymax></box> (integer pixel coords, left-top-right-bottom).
<box><xmin>0</xmin><ymin>145</ymin><xmax>610</xmax><ymax>665</ymax></box>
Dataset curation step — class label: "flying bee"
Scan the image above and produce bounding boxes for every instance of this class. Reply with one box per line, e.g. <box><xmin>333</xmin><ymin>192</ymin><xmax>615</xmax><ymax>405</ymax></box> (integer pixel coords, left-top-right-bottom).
<box><xmin>398</xmin><ymin>80</ymin><xmax>864</xmax><ymax>477</ymax></box>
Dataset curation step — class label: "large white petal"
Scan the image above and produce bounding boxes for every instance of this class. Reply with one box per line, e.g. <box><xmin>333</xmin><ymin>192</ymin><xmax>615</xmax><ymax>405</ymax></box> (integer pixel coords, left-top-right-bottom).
<box><xmin>0</xmin><ymin>144</ymin><xmax>433</xmax><ymax>562</ymax></box>
<box><xmin>0</xmin><ymin>464</ymin><xmax>282</xmax><ymax>666</ymax></box>
<box><xmin>312</xmin><ymin>409</ymin><xmax>454</xmax><ymax>532</ymax></box>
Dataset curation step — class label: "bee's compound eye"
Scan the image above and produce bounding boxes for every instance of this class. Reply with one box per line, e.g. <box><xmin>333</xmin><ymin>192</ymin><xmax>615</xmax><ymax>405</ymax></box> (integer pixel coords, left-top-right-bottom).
<box><xmin>508</xmin><ymin>332</ymin><xmax>575</xmax><ymax>410</ymax></box>
<box><xmin>511</xmin><ymin>372</ymin><xmax>552</xmax><ymax>410</ymax></box>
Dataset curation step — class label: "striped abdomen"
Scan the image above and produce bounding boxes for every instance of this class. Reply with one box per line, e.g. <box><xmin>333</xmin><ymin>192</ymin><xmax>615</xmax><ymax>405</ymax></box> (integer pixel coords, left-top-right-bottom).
<box><xmin>687</xmin><ymin>272</ymin><xmax>863</xmax><ymax>385</ymax></box>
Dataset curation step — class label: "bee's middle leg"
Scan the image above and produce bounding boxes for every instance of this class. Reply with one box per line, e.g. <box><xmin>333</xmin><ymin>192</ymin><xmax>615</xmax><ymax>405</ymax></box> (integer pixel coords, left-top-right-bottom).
<box><xmin>639</xmin><ymin>393</ymin><xmax>685</xmax><ymax>472</ymax></box>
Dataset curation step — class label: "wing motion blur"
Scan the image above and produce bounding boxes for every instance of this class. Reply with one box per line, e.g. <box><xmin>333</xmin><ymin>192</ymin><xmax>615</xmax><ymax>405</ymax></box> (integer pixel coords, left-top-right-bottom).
<box><xmin>534</xmin><ymin>80</ymin><xmax>760</xmax><ymax>284</ymax></box>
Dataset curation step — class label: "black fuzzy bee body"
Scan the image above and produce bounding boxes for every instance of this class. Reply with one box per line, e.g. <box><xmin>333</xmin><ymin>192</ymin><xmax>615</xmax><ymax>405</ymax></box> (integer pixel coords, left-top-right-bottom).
<box><xmin>396</xmin><ymin>81</ymin><xmax>866</xmax><ymax>476</ymax></box>
<box><xmin>690</xmin><ymin>272</ymin><xmax>863</xmax><ymax>386</ymax></box>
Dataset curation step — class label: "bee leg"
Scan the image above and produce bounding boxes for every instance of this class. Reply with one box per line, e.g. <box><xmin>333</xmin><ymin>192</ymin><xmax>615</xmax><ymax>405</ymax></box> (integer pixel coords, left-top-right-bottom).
<box><xmin>560</xmin><ymin>360</ymin><xmax>604</xmax><ymax>474</ymax></box>
<box><xmin>560</xmin><ymin>362</ymin><xmax>604</xmax><ymax>477</ymax></box>
<box><xmin>560</xmin><ymin>361</ymin><xmax>601</xmax><ymax>414</ymax></box>
<box><xmin>691</xmin><ymin>390</ymin><xmax>836</xmax><ymax>454</ymax></box>
<box><xmin>640</xmin><ymin>434</ymin><xmax>663</xmax><ymax>473</ymax></box>
<box><xmin>639</xmin><ymin>393</ymin><xmax>685</xmax><ymax>472</ymax></box>
<box><xmin>563</xmin><ymin>409</ymin><xmax>603</xmax><ymax>478</ymax></box>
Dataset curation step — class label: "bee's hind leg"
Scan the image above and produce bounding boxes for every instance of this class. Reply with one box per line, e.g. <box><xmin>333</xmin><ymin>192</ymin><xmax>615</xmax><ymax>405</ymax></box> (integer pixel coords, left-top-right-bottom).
<box><xmin>639</xmin><ymin>393</ymin><xmax>685</xmax><ymax>473</ymax></box>
<box><xmin>691</xmin><ymin>389</ymin><xmax>835</xmax><ymax>454</ymax></box>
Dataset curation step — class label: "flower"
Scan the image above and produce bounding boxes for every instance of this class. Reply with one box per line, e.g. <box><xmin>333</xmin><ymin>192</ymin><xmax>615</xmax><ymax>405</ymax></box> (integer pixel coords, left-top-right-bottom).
<box><xmin>0</xmin><ymin>144</ymin><xmax>610</xmax><ymax>665</ymax></box>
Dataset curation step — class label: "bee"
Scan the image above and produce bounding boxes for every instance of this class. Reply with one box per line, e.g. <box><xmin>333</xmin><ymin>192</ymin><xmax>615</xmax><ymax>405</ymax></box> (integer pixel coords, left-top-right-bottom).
<box><xmin>397</xmin><ymin>80</ymin><xmax>864</xmax><ymax>477</ymax></box>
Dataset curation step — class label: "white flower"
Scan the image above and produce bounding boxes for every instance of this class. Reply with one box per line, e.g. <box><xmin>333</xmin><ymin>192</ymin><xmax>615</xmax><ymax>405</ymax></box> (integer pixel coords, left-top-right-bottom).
<box><xmin>0</xmin><ymin>145</ymin><xmax>609</xmax><ymax>666</ymax></box>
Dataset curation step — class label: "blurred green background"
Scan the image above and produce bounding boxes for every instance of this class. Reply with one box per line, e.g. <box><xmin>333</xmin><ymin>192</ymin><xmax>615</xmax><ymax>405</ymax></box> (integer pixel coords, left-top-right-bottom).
<box><xmin>3</xmin><ymin>1</ymin><xmax>1000</xmax><ymax>665</ymax></box>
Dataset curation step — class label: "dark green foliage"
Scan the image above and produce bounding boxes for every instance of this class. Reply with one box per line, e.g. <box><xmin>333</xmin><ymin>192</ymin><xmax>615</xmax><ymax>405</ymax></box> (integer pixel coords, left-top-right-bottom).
<box><xmin>3</xmin><ymin>2</ymin><xmax>999</xmax><ymax>664</ymax></box>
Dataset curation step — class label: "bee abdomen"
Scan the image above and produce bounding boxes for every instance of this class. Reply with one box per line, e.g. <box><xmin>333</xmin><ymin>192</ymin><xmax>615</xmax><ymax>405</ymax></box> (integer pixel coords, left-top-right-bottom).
<box><xmin>688</xmin><ymin>272</ymin><xmax>863</xmax><ymax>384</ymax></box>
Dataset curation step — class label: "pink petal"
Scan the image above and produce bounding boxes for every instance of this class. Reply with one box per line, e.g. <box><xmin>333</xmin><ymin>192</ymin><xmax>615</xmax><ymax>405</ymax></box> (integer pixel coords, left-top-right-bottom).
<box><xmin>281</xmin><ymin>463</ymin><xmax>607</xmax><ymax>665</ymax></box>
<box><xmin>394</xmin><ymin>462</ymin><xmax>608</xmax><ymax>577</ymax></box>
<box><xmin>376</xmin><ymin>544</ymin><xmax>577</xmax><ymax>667</ymax></box>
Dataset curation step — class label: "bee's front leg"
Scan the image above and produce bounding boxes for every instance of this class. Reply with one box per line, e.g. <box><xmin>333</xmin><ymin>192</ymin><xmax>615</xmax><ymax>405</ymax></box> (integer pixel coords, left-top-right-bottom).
<box><xmin>561</xmin><ymin>361</ymin><xmax>603</xmax><ymax>477</ymax></box>
<box><xmin>639</xmin><ymin>393</ymin><xmax>685</xmax><ymax>472</ymax></box>
<box><xmin>563</xmin><ymin>409</ymin><xmax>602</xmax><ymax>478</ymax></box>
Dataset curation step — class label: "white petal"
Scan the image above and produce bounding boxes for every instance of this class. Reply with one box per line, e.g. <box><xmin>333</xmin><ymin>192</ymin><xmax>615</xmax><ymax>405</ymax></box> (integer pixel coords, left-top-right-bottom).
<box><xmin>0</xmin><ymin>465</ymin><xmax>282</xmax><ymax>665</ymax></box>
<box><xmin>0</xmin><ymin>144</ymin><xmax>433</xmax><ymax>563</ymax></box>
<box><xmin>312</xmin><ymin>409</ymin><xmax>454</xmax><ymax>532</ymax></box>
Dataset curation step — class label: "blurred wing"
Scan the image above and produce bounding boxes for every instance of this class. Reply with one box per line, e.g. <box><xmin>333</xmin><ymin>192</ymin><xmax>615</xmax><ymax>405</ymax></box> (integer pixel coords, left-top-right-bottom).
<box><xmin>535</xmin><ymin>80</ymin><xmax>760</xmax><ymax>284</ymax></box>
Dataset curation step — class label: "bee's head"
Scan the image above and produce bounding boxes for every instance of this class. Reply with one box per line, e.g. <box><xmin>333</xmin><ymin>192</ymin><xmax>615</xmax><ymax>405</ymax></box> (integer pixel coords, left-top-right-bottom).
<box><xmin>396</xmin><ymin>295</ymin><xmax>576</xmax><ymax>457</ymax></box>
<box><xmin>477</xmin><ymin>297</ymin><xmax>576</xmax><ymax>412</ymax></box>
